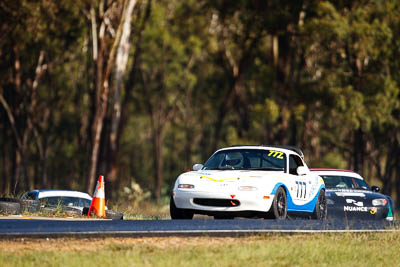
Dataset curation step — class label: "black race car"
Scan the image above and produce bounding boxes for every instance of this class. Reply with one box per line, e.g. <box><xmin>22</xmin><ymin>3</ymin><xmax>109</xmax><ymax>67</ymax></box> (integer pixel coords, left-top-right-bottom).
<box><xmin>310</xmin><ymin>169</ymin><xmax>395</xmax><ymax>221</ymax></box>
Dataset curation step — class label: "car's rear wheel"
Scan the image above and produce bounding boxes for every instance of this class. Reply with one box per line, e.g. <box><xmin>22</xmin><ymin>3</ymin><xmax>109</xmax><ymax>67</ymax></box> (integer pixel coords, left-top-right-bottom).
<box><xmin>266</xmin><ymin>187</ymin><xmax>287</xmax><ymax>219</ymax></box>
<box><xmin>312</xmin><ymin>189</ymin><xmax>327</xmax><ymax>220</ymax></box>
<box><xmin>170</xmin><ymin>196</ymin><xmax>194</xmax><ymax>219</ymax></box>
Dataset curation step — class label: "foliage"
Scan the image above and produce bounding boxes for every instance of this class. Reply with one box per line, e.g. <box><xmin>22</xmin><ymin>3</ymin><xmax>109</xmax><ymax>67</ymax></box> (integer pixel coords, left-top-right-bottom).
<box><xmin>120</xmin><ymin>179</ymin><xmax>151</xmax><ymax>209</ymax></box>
<box><xmin>0</xmin><ymin>0</ymin><xmax>400</xmax><ymax>207</ymax></box>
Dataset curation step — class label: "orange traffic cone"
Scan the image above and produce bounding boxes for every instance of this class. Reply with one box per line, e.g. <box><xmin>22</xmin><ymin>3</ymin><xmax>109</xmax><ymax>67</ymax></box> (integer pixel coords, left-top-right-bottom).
<box><xmin>88</xmin><ymin>175</ymin><xmax>106</xmax><ymax>217</ymax></box>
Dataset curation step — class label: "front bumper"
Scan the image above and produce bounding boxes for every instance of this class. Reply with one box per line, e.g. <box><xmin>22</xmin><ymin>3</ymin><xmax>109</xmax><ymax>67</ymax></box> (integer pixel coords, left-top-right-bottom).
<box><xmin>173</xmin><ymin>189</ymin><xmax>273</xmax><ymax>214</ymax></box>
<box><xmin>327</xmin><ymin>204</ymin><xmax>391</xmax><ymax>221</ymax></box>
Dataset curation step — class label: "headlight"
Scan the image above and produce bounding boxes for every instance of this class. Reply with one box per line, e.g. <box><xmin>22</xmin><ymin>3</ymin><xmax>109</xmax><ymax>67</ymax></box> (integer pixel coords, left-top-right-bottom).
<box><xmin>238</xmin><ymin>186</ymin><xmax>257</xmax><ymax>191</ymax></box>
<box><xmin>178</xmin><ymin>184</ymin><xmax>195</xmax><ymax>189</ymax></box>
<box><xmin>372</xmin><ymin>198</ymin><xmax>387</xmax><ymax>206</ymax></box>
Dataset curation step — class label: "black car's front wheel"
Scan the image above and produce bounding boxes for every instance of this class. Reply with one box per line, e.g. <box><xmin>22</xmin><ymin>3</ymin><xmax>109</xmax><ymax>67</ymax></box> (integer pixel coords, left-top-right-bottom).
<box><xmin>170</xmin><ymin>196</ymin><xmax>194</xmax><ymax>219</ymax></box>
<box><xmin>266</xmin><ymin>187</ymin><xmax>287</xmax><ymax>219</ymax></box>
<box><xmin>312</xmin><ymin>189</ymin><xmax>327</xmax><ymax>220</ymax></box>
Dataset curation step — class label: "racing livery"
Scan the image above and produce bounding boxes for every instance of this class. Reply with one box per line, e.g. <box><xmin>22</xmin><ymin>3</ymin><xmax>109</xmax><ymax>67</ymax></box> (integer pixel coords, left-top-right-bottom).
<box><xmin>170</xmin><ymin>145</ymin><xmax>326</xmax><ymax>219</ymax></box>
<box><xmin>310</xmin><ymin>169</ymin><xmax>395</xmax><ymax>221</ymax></box>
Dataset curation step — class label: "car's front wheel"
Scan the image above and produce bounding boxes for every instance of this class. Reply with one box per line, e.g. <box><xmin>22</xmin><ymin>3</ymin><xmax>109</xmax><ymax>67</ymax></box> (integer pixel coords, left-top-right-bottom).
<box><xmin>266</xmin><ymin>187</ymin><xmax>287</xmax><ymax>219</ymax></box>
<box><xmin>170</xmin><ymin>196</ymin><xmax>194</xmax><ymax>219</ymax></box>
<box><xmin>312</xmin><ymin>189</ymin><xmax>327</xmax><ymax>220</ymax></box>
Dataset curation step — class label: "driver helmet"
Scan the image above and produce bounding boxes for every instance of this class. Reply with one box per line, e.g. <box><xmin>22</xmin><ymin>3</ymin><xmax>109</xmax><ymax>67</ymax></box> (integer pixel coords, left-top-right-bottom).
<box><xmin>225</xmin><ymin>152</ymin><xmax>243</xmax><ymax>167</ymax></box>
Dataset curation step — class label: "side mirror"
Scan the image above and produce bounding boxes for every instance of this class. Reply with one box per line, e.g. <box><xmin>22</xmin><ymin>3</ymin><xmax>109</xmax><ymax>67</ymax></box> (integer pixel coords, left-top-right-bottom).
<box><xmin>296</xmin><ymin>166</ymin><xmax>307</xmax><ymax>176</ymax></box>
<box><xmin>192</xmin><ymin>164</ymin><xmax>203</xmax><ymax>171</ymax></box>
<box><xmin>371</xmin><ymin>185</ymin><xmax>380</xmax><ymax>192</ymax></box>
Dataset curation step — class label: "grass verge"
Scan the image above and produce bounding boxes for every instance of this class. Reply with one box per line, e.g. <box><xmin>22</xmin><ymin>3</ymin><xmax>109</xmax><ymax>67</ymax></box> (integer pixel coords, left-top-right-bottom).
<box><xmin>0</xmin><ymin>232</ymin><xmax>399</xmax><ymax>266</ymax></box>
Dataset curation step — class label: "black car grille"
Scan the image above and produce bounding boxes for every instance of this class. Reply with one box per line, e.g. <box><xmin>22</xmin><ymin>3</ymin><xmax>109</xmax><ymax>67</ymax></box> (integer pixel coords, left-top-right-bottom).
<box><xmin>193</xmin><ymin>198</ymin><xmax>240</xmax><ymax>207</ymax></box>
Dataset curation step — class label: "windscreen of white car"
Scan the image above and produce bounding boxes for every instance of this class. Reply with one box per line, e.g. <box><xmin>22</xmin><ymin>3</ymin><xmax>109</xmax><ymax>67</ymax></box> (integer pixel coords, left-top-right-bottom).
<box><xmin>21</xmin><ymin>191</ymin><xmax>38</xmax><ymax>200</ymax></box>
<box><xmin>320</xmin><ymin>175</ymin><xmax>370</xmax><ymax>190</ymax></box>
<box><xmin>203</xmin><ymin>149</ymin><xmax>286</xmax><ymax>171</ymax></box>
<box><xmin>40</xmin><ymin>196</ymin><xmax>92</xmax><ymax>208</ymax></box>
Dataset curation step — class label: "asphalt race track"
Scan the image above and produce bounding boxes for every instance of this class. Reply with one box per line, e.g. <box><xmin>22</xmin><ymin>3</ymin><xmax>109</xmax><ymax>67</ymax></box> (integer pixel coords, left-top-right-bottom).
<box><xmin>0</xmin><ymin>218</ymin><xmax>398</xmax><ymax>238</ymax></box>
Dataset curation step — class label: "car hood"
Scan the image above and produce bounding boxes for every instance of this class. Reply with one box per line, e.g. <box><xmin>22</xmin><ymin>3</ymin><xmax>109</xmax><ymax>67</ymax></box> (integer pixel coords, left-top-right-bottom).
<box><xmin>325</xmin><ymin>188</ymin><xmax>392</xmax><ymax>220</ymax></box>
<box><xmin>180</xmin><ymin>170</ymin><xmax>283</xmax><ymax>181</ymax></box>
<box><xmin>326</xmin><ymin>188</ymin><xmax>387</xmax><ymax>199</ymax></box>
<box><xmin>176</xmin><ymin>170</ymin><xmax>283</xmax><ymax>190</ymax></box>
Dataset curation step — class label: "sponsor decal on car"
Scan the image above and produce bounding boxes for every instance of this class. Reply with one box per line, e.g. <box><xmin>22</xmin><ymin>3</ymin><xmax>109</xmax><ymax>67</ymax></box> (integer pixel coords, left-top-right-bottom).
<box><xmin>345</xmin><ymin>199</ymin><xmax>364</xmax><ymax>206</ymax></box>
<box><xmin>267</xmin><ymin>150</ymin><xmax>284</xmax><ymax>159</ymax></box>
<box><xmin>344</xmin><ymin>206</ymin><xmax>368</xmax><ymax>212</ymax></box>
<box><xmin>336</xmin><ymin>192</ymin><xmax>366</xmax><ymax>197</ymax></box>
<box><xmin>198</xmin><ymin>172</ymin><xmax>212</xmax><ymax>176</ymax></box>
<box><xmin>309</xmin><ymin>176</ymin><xmax>321</xmax><ymax>197</ymax></box>
<box><xmin>198</xmin><ymin>174</ymin><xmax>239</xmax><ymax>182</ymax></box>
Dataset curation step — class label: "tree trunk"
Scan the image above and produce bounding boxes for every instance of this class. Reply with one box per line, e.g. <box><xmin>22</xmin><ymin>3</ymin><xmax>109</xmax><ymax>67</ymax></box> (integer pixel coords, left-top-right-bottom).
<box><xmin>14</xmin><ymin>150</ymin><xmax>23</xmax><ymax>194</ymax></box>
<box><xmin>0</xmin><ymin>92</ymin><xmax>27</xmax><ymax>194</ymax></box>
<box><xmin>87</xmin><ymin>80</ymin><xmax>110</xmax><ymax>193</ymax></box>
<box><xmin>353</xmin><ymin>128</ymin><xmax>364</xmax><ymax>175</ymax></box>
<box><xmin>106</xmin><ymin>0</ymin><xmax>137</xmax><ymax>198</ymax></box>
<box><xmin>1</xmin><ymin>138</ymin><xmax>6</xmax><ymax>194</ymax></box>
<box><xmin>289</xmin><ymin>113</ymin><xmax>297</xmax><ymax>146</ymax></box>
<box><xmin>152</xmin><ymin>124</ymin><xmax>165</xmax><ymax>199</ymax></box>
<box><xmin>40</xmin><ymin>147</ymin><xmax>49</xmax><ymax>189</ymax></box>
<box><xmin>87</xmin><ymin>0</ymin><xmax>133</xmax><ymax>193</ymax></box>
<box><xmin>381</xmin><ymin>137</ymin><xmax>398</xmax><ymax>196</ymax></box>
<box><xmin>277</xmin><ymin>105</ymin><xmax>289</xmax><ymax>145</ymax></box>
<box><xmin>395</xmin><ymin>151</ymin><xmax>400</xmax><ymax>210</ymax></box>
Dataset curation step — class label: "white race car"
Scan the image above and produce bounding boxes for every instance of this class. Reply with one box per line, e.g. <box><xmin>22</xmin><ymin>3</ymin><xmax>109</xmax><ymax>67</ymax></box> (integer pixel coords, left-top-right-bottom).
<box><xmin>170</xmin><ymin>145</ymin><xmax>326</xmax><ymax>219</ymax></box>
